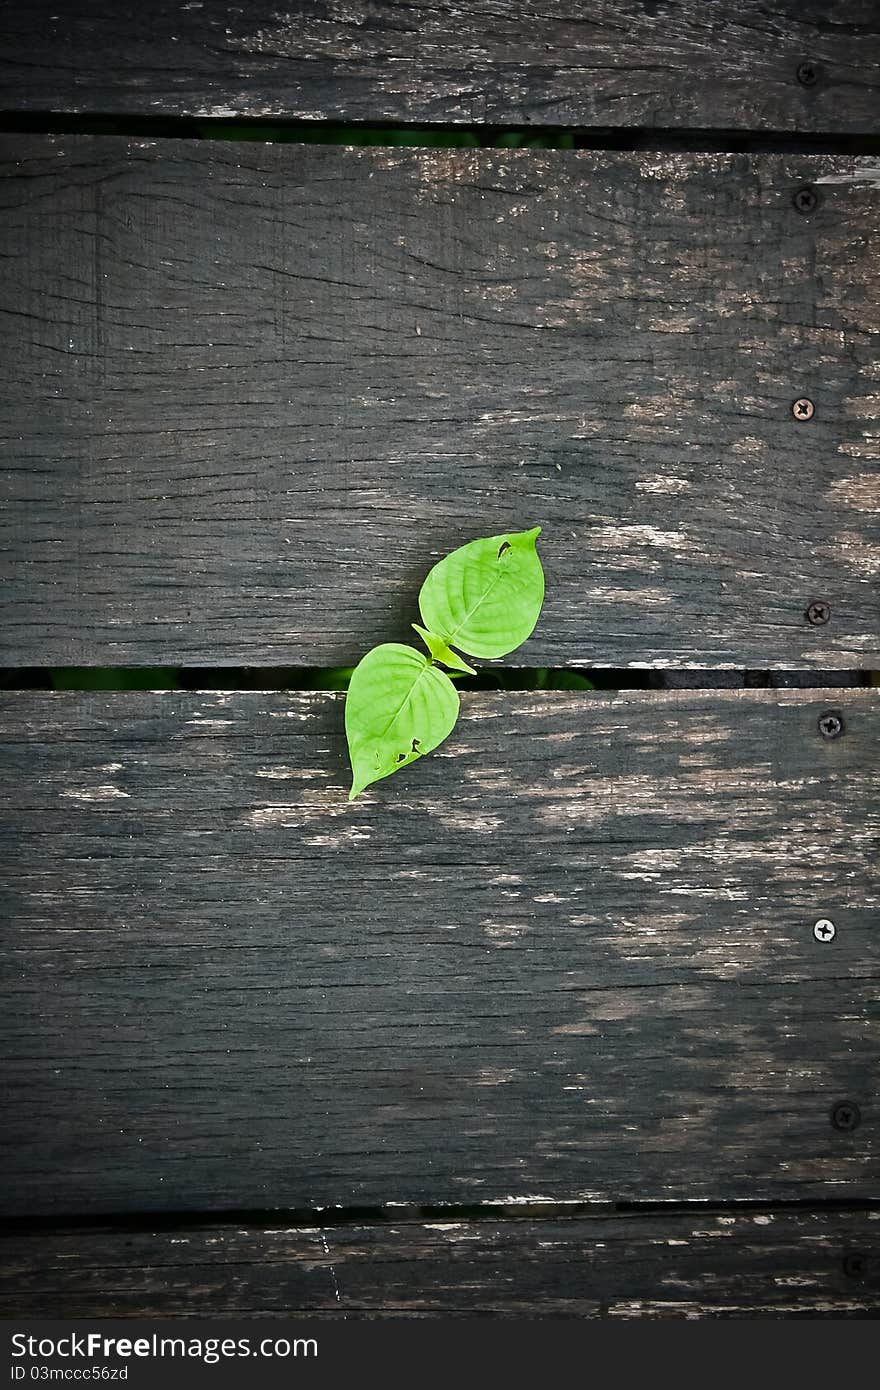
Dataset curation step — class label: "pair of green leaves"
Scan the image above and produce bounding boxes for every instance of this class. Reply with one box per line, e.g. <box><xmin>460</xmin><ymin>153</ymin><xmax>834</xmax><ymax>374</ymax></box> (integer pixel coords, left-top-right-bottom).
<box><xmin>346</xmin><ymin>527</ymin><xmax>544</xmax><ymax>799</ymax></box>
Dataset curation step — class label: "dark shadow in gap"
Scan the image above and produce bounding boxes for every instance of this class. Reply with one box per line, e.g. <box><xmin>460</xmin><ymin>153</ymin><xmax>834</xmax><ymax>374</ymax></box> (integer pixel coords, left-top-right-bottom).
<box><xmin>2</xmin><ymin>112</ymin><xmax>880</xmax><ymax>156</ymax></box>
<box><xmin>0</xmin><ymin>668</ymin><xmax>873</xmax><ymax>692</ymax></box>
<box><xmin>2</xmin><ymin>1193</ymin><xmax>878</xmax><ymax>1238</ymax></box>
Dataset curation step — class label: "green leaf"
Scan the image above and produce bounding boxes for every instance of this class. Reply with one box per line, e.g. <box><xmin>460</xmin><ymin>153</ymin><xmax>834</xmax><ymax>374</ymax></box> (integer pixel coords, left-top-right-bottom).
<box><xmin>411</xmin><ymin>624</ymin><xmax>476</xmax><ymax>674</ymax></box>
<box><xmin>345</xmin><ymin>643</ymin><xmax>459</xmax><ymax>800</ymax></box>
<box><xmin>418</xmin><ymin>526</ymin><xmax>544</xmax><ymax>660</ymax></box>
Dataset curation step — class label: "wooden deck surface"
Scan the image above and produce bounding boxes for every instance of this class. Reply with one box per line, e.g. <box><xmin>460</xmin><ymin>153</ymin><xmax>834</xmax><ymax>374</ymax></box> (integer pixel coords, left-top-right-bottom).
<box><xmin>3</xmin><ymin>1210</ymin><xmax>878</xmax><ymax>1318</ymax></box>
<box><xmin>1</xmin><ymin>690</ymin><xmax>875</xmax><ymax>1216</ymax></box>
<box><xmin>2</xmin><ymin>1</ymin><xmax>878</xmax><ymax>131</ymax></box>
<box><xmin>0</xmin><ymin>0</ymin><xmax>877</xmax><ymax>1320</ymax></box>
<box><xmin>1</xmin><ymin>137</ymin><xmax>877</xmax><ymax>668</ymax></box>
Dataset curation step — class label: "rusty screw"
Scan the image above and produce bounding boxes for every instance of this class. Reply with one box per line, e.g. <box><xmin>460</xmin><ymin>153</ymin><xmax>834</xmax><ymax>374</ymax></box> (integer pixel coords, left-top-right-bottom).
<box><xmin>805</xmin><ymin>600</ymin><xmax>830</xmax><ymax>626</ymax></box>
<box><xmin>796</xmin><ymin>61</ymin><xmax>820</xmax><ymax>87</ymax></box>
<box><xmin>831</xmin><ymin>1101</ymin><xmax>861</xmax><ymax>1132</ymax></box>
<box><xmin>818</xmin><ymin>710</ymin><xmax>844</xmax><ymax>740</ymax></box>
<box><xmin>813</xmin><ymin>918</ymin><xmax>836</xmax><ymax>943</ymax></box>
<box><xmin>793</xmin><ymin>186</ymin><xmax>820</xmax><ymax>215</ymax></box>
<box><xmin>792</xmin><ymin>397</ymin><xmax>815</xmax><ymax>421</ymax></box>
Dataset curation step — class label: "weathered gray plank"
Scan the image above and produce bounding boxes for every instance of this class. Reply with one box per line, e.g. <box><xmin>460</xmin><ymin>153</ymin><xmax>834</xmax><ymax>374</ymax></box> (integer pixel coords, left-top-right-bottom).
<box><xmin>2</xmin><ymin>1210</ymin><xmax>878</xmax><ymax>1317</ymax></box>
<box><xmin>0</xmin><ymin>689</ymin><xmax>876</xmax><ymax>1215</ymax></box>
<box><xmin>1</xmin><ymin>137</ymin><xmax>878</xmax><ymax>668</ymax></box>
<box><xmin>0</xmin><ymin>2</ymin><xmax>877</xmax><ymax>132</ymax></box>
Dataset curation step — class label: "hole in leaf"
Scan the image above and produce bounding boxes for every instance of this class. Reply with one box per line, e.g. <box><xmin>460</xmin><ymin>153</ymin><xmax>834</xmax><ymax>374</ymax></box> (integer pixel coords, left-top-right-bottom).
<box><xmin>396</xmin><ymin>752</ymin><xmax>406</xmax><ymax>763</ymax></box>
<box><xmin>497</xmin><ymin>541</ymin><xmax>511</xmax><ymax>558</ymax></box>
<box><xmin>411</xmin><ymin>738</ymin><xmax>421</xmax><ymax>751</ymax></box>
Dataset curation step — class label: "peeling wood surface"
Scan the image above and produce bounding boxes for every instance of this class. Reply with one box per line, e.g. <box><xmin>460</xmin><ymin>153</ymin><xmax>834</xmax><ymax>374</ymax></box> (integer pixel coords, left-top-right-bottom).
<box><xmin>2</xmin><ymin>1210</ymin><xmax>878</xmax><ymax>1318</ymax></box>
<box><xmin>2</xmin><ymin>137</ymin><xmax>878</xmax><ymax>668</ymax></box>
<box><xmin>1</xmin><ymin>689</ymin><xmax>876</xmax><ymax>1216</ymax></box>
<box><xmin>1</xmin><ymin>1</ymin><xmax>878</xmax><ymax>132</ymax></box>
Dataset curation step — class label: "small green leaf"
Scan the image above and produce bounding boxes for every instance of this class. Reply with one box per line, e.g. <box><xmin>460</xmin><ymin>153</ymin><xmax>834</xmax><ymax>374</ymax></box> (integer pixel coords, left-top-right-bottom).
<box><xmin>345</xmin><ymin>643</ymin><xmax>459</xmax><ymax>800</ymax></box>
<box><xmin>418</xmin><ymin>526</ymin><xmax>544</xmax><ymax>659</ymax></box>
<box><xmin>412</xmin><ymin>624</ymin><xmax>476</xmax><ymax>674</ymax></box>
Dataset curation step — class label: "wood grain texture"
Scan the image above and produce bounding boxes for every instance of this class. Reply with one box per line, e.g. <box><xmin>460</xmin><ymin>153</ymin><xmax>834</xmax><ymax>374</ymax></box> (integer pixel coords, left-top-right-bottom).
<box><xmin>2</xmin><ymin>1210</ymin><xmax>878</xmax><ymax>1317</ymax></box>
<box><xmin>1</xmin><ymin>136</ymin><xmax>878</xmax><ymax>668</ymax></box>
<box><xmin>1</xmin><ymin>689</ymin><xmax>876</xmax><ymax>1216</ymax></box>
<box><xmin>0</xmin><ymin>1</ymin><xmax>878</xmax><ymax>131</ymax></box>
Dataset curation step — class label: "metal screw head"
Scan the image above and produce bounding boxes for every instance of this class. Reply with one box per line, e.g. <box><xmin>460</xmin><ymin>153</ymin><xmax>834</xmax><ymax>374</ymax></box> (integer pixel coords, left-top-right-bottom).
<box><xmin>831</xmin><ymin>1101</ymin><xmax>861</xmax><ymax>1132</ymax></box>
<box><xmin>805</xmin><ymin>600</ymin><xmax>830</xmax><ymax>626</ymax></box>
<box><xmin>796</xmin><ymin>61</ymin><xmax>820</xmax><ymax>87</ymax></box>
<box><xmin>842</xmin><ymin>1252</ymin><xmax>867</xmax><ymax>1280</ymax></box>
<box><xmin>792</xmin><ymin>397</ymin><xmax>815</xmax><ymax>420</ymax></box>
<box><xmin>793</xmin><ymin>186</ymin><xmax>820</xmax><ymax>215</ymax></box>
<box><xmin>813</xmin><ymin>918</ymin><xmax>836</xmax><ymax>943</ymax></box>
<box><xmin>818</xmin><ymin>710</ymin><xmax>844</xmax><ymax>740</ymax></box>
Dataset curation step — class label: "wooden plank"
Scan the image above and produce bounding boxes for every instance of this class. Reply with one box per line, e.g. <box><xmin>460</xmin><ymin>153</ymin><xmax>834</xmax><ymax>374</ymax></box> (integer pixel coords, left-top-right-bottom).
<box><xmin>1</xmin><ymin>136</ymin><xmax>878</xmax><ymax>669</ymax></box>
<box><xmin>2</xmin><ymin>1210</ymin><xmax>878</xmax><ymax>1317</ymax></box>
<box><xmin>0</xmin><ymin>689</ymin><xmax>876</xmax><ymax>1216</ymax></box>
<box><xmin>1</xmin><ymin>2</ymin><xmax>878</xmax><ymax>132</ymax></box>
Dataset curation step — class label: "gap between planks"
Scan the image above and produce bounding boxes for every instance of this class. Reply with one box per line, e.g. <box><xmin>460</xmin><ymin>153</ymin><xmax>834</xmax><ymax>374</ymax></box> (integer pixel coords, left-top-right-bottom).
<box><xmin>4</xmin><ymin>1196</ymin><xmax>880</xmax><ymax>1238</ymax></box>
<box><xmin>2</xmin><ymin>115</ymin><xmax>880</xmax><ymax>156</ymax></box>
<box><xmin>0</xmin><ymin>669</ymin><xmax>875</xmax><ymax>693</ymax></box>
